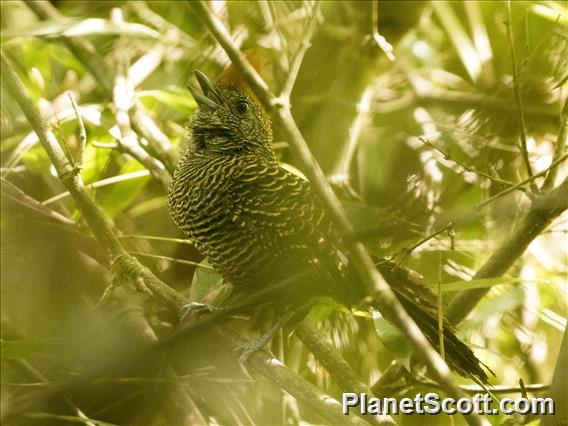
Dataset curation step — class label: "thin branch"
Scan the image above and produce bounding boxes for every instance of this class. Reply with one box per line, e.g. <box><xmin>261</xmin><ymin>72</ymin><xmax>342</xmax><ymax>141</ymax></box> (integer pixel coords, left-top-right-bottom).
<box><xmin>371</xmin><ymin>0</ymin><xmax>395</xmax><ymax>61</ymax></box>
<box><xmin>419</xmin><ymin>138</ymin><xmax>515</xmax><ymax>187</ymax></box>
<box><xmin>212</xmin><ymin>327</ymin><xmax>373</xmax><ymax>426</ymax></box>
<box><xmin>67</xmin><ymin>92</ymin><xmax>87</xmax><ymax>167</ymax></box>
<box><xmin>330</xmin><ymin>84</ymin><xmax>374</xmax><ymax>200</ymax></box>
<box><xmin>194</xmin><ymin>3</ymin><xmax>487</xmax><ymax>424</ymax></box>
<box><xmin>110</xmin><ymin>7</ymin><xmax>170</xmax><ymax>191</ymax></box>
<box><xmin>1</xmin><ymin>177</ymin><xmax>76</xmax><ymax>226</ymax></box>
<box><xmin>280</xmin><ymin>2</ymin><xmax>320</xmax><ymax>99</ymax></box>
<box><xmin>506</xmin><ymin>1</ymin><xmax>535</xmax><ymax>188</ymax></box>
<box><xmin>542</xmin><ymin>97</ymin><xmax>568</xmax><ymax>192</ymax></box>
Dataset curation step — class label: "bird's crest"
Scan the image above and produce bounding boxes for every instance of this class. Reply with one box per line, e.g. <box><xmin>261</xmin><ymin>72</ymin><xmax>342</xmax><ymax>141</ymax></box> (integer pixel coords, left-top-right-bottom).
<box><xmin>217</xmin><ymin>52</ymin><xmax>265</xmax><ymax>98</ymax></box>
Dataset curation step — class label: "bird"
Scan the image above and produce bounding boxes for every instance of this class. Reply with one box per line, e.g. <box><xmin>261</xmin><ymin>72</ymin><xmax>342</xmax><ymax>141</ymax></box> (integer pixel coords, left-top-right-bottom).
<box><xmin>168</xmin><ymin>62</ymin><xmax>491</xmax><ymax>384</ymax></box>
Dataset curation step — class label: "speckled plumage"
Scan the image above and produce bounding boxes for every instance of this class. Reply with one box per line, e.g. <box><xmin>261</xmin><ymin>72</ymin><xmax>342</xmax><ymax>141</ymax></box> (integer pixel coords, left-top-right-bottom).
<box><xmin>168</xmin><ymin>69</ymin><xmax>491</xmax><ymax>383</ymax></box>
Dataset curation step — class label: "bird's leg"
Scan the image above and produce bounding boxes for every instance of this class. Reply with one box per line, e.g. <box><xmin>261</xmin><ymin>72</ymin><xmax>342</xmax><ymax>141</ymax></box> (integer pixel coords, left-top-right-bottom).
<box><xmin>235</xmin><ymin>309</ymin><xmax>297</xmax><ymax>366</ymax></box>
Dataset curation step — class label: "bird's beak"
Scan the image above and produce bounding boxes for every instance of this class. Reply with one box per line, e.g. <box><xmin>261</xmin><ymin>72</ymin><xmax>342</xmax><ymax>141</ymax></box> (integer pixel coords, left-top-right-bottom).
<box><xmin>187</xmin><ymin>70</ymin><xmax>224</xmax><ymax>110</ymax></box>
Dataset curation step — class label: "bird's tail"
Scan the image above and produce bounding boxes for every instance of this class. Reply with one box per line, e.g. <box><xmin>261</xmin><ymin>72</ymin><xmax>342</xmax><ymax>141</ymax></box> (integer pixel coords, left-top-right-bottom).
<box><xmin>375</xmin><ymin>260</ymin><xmax>493</xmax><ymax>384</ymax></box>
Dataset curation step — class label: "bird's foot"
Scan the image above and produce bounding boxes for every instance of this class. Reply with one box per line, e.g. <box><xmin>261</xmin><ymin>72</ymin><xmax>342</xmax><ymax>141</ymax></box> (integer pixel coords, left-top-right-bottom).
<box><xmin>234</xmin><ymin>310</ymin><xmax>297</xmax><ymax>371</ymax></box>
<box><xmin>178</xmin><ymin>301</ymin><xmax>219</xmax><ymax>324</ymax></box>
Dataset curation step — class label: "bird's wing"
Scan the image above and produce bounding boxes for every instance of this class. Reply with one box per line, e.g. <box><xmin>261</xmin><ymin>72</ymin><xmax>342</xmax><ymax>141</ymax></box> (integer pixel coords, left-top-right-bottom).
<box><xmin>229</xmin><ymin>160</ymin><xmax>353</xmax><ymax>301</ymax></box>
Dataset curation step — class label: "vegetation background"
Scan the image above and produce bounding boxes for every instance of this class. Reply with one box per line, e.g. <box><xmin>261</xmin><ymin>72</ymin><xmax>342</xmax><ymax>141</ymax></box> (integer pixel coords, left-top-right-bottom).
<box><xmin>1</xmin><ymin>1</ymin><xmax>566</xmax><ymax>425</ymax></box>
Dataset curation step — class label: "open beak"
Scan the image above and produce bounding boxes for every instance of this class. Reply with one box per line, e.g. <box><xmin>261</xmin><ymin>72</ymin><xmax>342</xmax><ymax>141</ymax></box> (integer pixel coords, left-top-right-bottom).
<box><xmin>187</xmin><ymin>70</ymin><xmax>224</xmax><ymax>110</ymax></box>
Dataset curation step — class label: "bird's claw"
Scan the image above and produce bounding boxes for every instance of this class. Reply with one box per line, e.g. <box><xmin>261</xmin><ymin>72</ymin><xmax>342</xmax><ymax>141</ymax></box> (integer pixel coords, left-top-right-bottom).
<box><xmin>178</xmin><ymin>301</ymin><xmax>218</xmax><ymax>324</ymax></box>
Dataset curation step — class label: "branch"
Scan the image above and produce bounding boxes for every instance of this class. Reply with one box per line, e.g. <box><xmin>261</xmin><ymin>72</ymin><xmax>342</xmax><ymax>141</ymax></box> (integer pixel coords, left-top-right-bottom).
<box><xmin>194</xmin><ymin>3</ymin><xmax>487</xmax><ymax>424</ymax></box>
<box><xmin>446</xmin><ymin>176</ymin><xmax>568</xmax><ymax>324</ymax></box>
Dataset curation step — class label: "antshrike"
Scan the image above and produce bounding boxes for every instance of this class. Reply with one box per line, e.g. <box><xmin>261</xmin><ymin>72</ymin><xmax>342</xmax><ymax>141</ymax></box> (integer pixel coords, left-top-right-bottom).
<box><xmin>168</xmin><ymin>63</ymin><xmax>491</xmax><ymax>383</ymax></box>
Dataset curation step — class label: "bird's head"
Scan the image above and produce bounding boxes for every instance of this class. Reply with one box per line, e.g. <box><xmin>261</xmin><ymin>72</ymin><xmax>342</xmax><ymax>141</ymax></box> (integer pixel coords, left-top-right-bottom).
<box><xmin>187</xmin><ymin>64</ymin><xmax>275</xmax><ymax>159</ymax></box>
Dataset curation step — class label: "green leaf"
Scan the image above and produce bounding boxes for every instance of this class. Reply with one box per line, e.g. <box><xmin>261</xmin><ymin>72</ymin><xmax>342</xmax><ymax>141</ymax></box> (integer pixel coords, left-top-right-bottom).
<box><xmin>99</xmin><ymin>160</ymin><xmax>150</xmax><ymax>218</ymax></box>
<box><xmin>137</xmin><ymin>89</ymin><xmax>196</xmax><ymax>115</ymax></box>
<box><xmin>372</xmin><ymin>310</ymin><xmax>412</xmax><ymax>362</ymax></box>
<box><xmin>190</xmin><ymin>259</ymin><xmax>223</xmax><ymax>302</ymax></box>
<box><xmin>21</xmin><ymin>145</ymin><xmax>51</xmax><ymax>175</ymax></box>
<box><xmin>1</xmin><ymin>18</ymin><xmax>160</xmax><ymax>41</ymax></box>
<box><xmin>306</xmin><ymin>297</ymin><xmax>349</xmax><ymax>322</ymax></box>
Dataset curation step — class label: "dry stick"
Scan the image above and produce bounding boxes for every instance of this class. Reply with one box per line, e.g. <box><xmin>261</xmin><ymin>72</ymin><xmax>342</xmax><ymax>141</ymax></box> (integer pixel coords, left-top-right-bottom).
<box><xmin>279</xmin><ymin>2</ymin><xmax>321</xmax><ymax>99</ymax></box>
<box><xmin>2</xmin><ymin>50</ymin><xmax>367</xmax><ymax>426</ymax></box>
<box><xmin>67</xmin><ymin>92</ymin><xmax>87</xmax><ymax>167</ymax></box>
<box><xmin>194</xmin><ymin>3</ymin><xmax>487</xmax><ymax>425</ymax></box>
<box><xmin>293</xmin><ymin>321</ymin><xmax>394</xmax><ymax>425</ymax></box>
<box><xmin>110</xmin><ymin>11</ymin><xmax>170</xmax><ymax>191</ymax></box>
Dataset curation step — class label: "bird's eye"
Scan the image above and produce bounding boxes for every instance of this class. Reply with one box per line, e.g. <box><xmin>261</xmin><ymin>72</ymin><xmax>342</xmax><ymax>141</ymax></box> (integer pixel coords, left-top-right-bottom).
<box><xmin>236</xmin><ymin>100</ymin><xmax>249</xmax><ymax>114</ymax></box>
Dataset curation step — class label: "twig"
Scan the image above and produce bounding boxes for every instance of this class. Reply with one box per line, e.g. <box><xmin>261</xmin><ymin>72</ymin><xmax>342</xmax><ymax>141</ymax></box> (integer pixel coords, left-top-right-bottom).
<box><xmin>294</xmin><ymin>321</ymin><xmax>371</xmax><ymax>393</ymax></box>
<box><xmin>542</xmin><ymin>97</ymin><xmax>567</xmax><ymax>192</ymax></box>
<box><xmin>371</xmin><ymin>0</ymin><xmax>395</xmax><ymax>61</ymax></box>
<box><xmin>67</xmin><ymin>92</ymin><xmax>87</xmax><ymax>167</ymax></box>
<box><xmin>280</xmin><ymin>2</ymin><xmax>320</xmax><ymax>98</ymax></box>
<box><xmin>110</xmin><ymin>7</ymin><xmax>170</xmax><ymax>191</ymax></box>
<box><xmin>212</xmin><ymin>327</ymin><xmax>373</xmax><ymax>426</ymax></box>
<box><xmin>419</xmin><ymin>137</ymin><xmax>515</xmax><ymax>187</ymax></box>
<box><xmin>1</xmin><ymin>177</ymin><xmax>76</xmax><ymax>226</ymax></box>
<box><xmin>506</xmin><ymin>1</ymin><xmax>535</xmax><ymax>189</ymax></box>
<box><xmin>330</xmin><ymin>85</ymin><xmax>374</xmax><ymax>200</ymax></box>
<box><xmin>194</xmin><ymin>3</ymin><xmax>488</xmax><ymax>424</ymax></box>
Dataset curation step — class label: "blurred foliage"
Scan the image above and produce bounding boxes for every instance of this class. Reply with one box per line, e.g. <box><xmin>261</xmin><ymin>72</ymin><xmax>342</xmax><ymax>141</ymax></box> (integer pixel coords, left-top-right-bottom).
<box><xmin>1</xmin><ymin>1</ymin><xmax>566</xmax><ymax>425</ymax></box>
